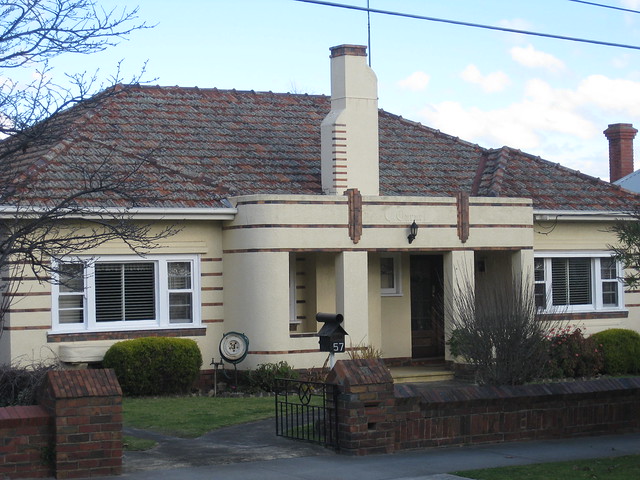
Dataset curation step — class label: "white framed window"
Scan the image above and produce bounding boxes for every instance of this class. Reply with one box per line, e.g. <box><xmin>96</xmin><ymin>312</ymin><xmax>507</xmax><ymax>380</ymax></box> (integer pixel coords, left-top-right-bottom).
<box><xmin>52</xmin><ymin>254</ymin><xmax>200</xmax><ymax>332</ymax></box>
<box><xmin>380</xmin><ymin>254</ymin><xmax>402</xmax><ymax>296</ymax></box>
<box><xmin>534</xmin><ymin>252</ymin><xmax>623</xmax><ymax>312</ymax></box>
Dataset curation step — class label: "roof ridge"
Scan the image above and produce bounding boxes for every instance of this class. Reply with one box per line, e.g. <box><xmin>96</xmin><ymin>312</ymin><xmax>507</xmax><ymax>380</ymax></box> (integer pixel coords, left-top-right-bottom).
<box><xmin>378</xmin><ymin>109</ymin><xmax>486</xmax><ymax>152</ymax></box>
<box><xmin>127</xmin><ymin>83</ymin><xmax>330</xmax><ymax>99</ymax></box>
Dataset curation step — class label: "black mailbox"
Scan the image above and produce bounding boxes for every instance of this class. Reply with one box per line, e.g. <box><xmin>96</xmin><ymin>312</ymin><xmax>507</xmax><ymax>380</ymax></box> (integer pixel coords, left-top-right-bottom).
<box><xmin>317</xmin><ymin>313</ymin><xmax>347</xmax><ymax>353</ymax></box>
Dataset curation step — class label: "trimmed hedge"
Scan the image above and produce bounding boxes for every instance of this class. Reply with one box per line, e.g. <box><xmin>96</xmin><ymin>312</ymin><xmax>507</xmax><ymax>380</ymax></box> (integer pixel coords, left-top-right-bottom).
<box><xmin>103</xmin><ymin>337</ymin><xmax>202</xmax><ymax>396</ymax></box>
<box><xmin>590</xmin><ymin>328</ymin><xmax>640</xmax><ymax>375</ymax></box>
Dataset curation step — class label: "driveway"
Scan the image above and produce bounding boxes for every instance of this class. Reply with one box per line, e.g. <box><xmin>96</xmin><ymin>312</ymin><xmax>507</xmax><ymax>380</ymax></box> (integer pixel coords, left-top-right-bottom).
<box><xmin>123</xmin><ymin>418</ymin><xmax>334</xmax><ymax>473</ymax></box>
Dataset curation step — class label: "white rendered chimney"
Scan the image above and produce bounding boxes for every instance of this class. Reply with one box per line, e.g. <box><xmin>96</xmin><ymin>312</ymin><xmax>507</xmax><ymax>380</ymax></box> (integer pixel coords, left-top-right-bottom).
<box><xmin>321</xmin><ymin>45</ymin><xmax>379</xmax><ymax>196</ymax></box>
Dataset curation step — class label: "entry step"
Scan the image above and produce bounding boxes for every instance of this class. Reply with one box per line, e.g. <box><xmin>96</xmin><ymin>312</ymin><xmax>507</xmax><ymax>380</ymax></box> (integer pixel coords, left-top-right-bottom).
<box><xmin>388</xmin><ymin>366</ymin><xmax>454</xmax><ymax>384</ymax></box>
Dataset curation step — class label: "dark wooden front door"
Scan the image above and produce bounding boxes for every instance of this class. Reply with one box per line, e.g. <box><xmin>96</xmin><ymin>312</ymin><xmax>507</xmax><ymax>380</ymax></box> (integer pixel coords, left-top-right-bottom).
<box><xmin>410</xmin><ymin>255</ymin><xmax>444</xmax><ymax>358</ymax></box>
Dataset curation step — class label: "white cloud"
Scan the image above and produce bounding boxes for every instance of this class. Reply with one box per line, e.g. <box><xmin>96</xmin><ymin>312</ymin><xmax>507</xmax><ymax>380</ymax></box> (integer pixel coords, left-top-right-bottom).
<box><xmin>397</xmin><ymin>71</ymin><xmax>430</xmax><ymax>91</ymax></box>
<box><xmin>510</xmin><ymin>44</ymin><xmax>565</xmax><ymax>72</ymax></box>
<box><xmin>622</xmin><ymin>0</ymin><xmax>640</xmax><ymax>9</ymax></box>
<box><xmin>460</xmin><ymin>64</ymin><xmax>510</xmax><ymax>92</ymax></box>
<box><xmin>576</xmin><ymin>75</ymin><xmax>640</xmax><ymax>116</ymax></box>
<box><xmin>497</xmin><ymin>18</ymin><xmax>533</xmax><ymax>31</ymax></box>
<box><xmin>416</xmin><ymin>72</ymin><xmax>640</xmax><ymax>179</ymax></box>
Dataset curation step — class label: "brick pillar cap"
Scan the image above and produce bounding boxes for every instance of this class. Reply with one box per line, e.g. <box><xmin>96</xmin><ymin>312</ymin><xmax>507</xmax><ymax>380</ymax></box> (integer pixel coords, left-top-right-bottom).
<box><xmin>326</xmin><ymin>358</ymin><xmax>393</xmax><ymax>387</ymax></box>
<box><xmin>45</xmin><ymin>368</ymin><xmax>122</xmax><ymax>398</ymax></box>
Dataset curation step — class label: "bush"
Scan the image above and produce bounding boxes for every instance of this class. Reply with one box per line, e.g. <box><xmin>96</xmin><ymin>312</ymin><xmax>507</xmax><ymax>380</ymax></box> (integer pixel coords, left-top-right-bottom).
<box><xmin>590</xmin><ymin>328</ymin><xmax>640</xmax><ymax>375</ymax></box>
<box><xmin>544</xmin><ymin>326</ymin><xmax>603</xmax><ymax>378</ymax></box>
<box><xmin>446</xmin><ymin>274</ymin><xmax>550</xmax><ymax>385</ymax></box>
<box><xmin>248</xmin><ymin>361</ymin><xmax>298</xmax><ymax>392</ymax></box>
<box><xmin>0</xmin><ymin>360</ymin><xmax>57</xmax><ymax>407</ymax></box>
<box><xmin>103</xmin><ymin>337</ymin><xmax>202</xmax><ymax>396</ymax></box>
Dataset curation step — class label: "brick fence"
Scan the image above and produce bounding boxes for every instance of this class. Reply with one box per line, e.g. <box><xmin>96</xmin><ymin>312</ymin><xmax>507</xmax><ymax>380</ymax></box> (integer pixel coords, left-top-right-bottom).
<box><xmin>327</xmin><ymin>359</ymin><xmax>640</xmax><ymax>455</ymax></box>
<box><xmin>0</xmin><ymin>369</ymin><xmax>122</xmax><ymax>479</ymax></box>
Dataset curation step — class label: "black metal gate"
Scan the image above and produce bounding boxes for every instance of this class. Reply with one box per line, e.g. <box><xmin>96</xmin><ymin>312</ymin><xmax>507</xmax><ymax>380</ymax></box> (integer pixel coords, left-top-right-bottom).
<box><xmin>275</xmin><ymin>378</ymin><xmax>339</xmax><ymax>449</ymax></box>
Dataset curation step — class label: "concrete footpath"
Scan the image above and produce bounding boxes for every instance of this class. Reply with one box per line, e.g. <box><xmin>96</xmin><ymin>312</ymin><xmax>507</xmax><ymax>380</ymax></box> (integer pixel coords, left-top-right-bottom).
<box><xmin>92</xmin><ymin>419</ymin><xmax>640</xmax><ymax>480</ymax></box>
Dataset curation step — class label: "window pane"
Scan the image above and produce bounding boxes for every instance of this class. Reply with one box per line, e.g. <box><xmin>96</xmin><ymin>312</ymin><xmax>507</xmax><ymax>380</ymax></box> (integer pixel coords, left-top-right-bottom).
<box><xmin>551</xmin><ymin>258</ymin><xmax>592</xmax><ymax>306</ymax></box>
<box><xmin>534</xmin><ymin>283</ymin><xmax>546</xmax><ymax>308</ymax></box>
<box><xmin>534</xmin><ymin>258</ymin><xmax>544</xmax><ymax>282</ymax></box>
<box><xmin>168</xmin><ymin>262</ymin><xmax>191</xmax><ymax>289</ymax></box>
<box><xmin>602</xmin><ymin>281</ymin><xmax>618</xmax><ymax>306</ymax></box>
<box><xmin>96</xmin><ymin>263</ymin><xmax>156</xmax><ymax>322</ymax></box>
<box><xmin>567</xmin><ymin>258</ymin><xmax>591</xmax><ymax>304</ymax></box>
<box><xmin>59</xmin><ymin>263</ymin><xmax>84</xmax><ymax>292</ymax></box>
<box><xmin>124</xmin><ymin>264</ymin><xmax>155</xmax><ymax>320</ymax></box>
<box><xmin>380</xmin><ymin>257</ymin><xmax>395</xmax><ymax>290</ymax></box>
<box><xmin>601</xmin><ymin>258</ymin><xmax>617</xmax><ymax>280</ymax></box>
<box><xmin>59</xmin><ymin>294</ymin><xmax>84</xmax><ymax>323</ymax></box>
<box><xmin>59</xmin><ymin>308</ymin><xmax>84</xmax><ymax>324</ymax></box>
<box><xmin>96</xmin><ymin>264</ymin><xmax>123</xmax><ymax>322</ymax></box>
<box><xmin>170</xmin><ymin>292</ymin><xmax>193</xmax><ymax>323</ymax></box>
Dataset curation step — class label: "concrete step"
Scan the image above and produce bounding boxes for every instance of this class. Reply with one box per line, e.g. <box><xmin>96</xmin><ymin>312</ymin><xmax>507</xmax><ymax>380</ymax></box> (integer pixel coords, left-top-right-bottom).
<box><xmin>388</xmin><ymin>366</ymin><xmax>454</xmax><ymax>384</ymax></box>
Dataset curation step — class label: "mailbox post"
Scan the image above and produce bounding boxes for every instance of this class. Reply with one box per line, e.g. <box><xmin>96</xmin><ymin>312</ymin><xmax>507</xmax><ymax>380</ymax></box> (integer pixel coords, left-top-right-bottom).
<box><xmin>316</xmin><ymin>313</ymin><xmax>348</xmax><ymax>368</ymax></box>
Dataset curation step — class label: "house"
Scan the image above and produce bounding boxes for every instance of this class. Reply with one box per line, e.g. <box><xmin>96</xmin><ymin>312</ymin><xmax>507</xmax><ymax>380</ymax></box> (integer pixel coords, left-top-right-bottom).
<box><xmin>1</xmin><ymin>44</ymin><xmax>639</xmax><ymax>371</ymax></box>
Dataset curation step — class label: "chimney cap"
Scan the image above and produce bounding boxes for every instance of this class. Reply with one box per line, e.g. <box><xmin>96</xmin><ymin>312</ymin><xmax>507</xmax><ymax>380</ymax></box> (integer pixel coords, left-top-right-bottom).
<box><xmin>330</xmin><ymin>44</ymin><xmax>367</xmax><ymax>58</ymax></box>
<box><xmin>604</xmin><ymin>123</ymin><xmax>638</xmax><ymax>138</ymax></box>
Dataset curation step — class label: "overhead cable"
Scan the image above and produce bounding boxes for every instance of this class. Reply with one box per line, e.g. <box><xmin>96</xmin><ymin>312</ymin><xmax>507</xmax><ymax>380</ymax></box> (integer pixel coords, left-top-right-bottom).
<box><xmin>568</xmin><ymin>0</ymin><xmax>640</xmax><ymax>15</ymax></box>
<box><xmin>294</xmin><ymin>0</ymin><xmax>640</xmax><ymax>51</ymax></box>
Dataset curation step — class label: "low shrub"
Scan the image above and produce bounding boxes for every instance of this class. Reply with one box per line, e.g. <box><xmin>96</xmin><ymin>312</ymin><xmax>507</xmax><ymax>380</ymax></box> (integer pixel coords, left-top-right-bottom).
<box><xmin>248</xmin><ymin>361</ymin><xmax>298</xmax><ymax>392</ymax></box>
<box><xmin>103</xmin><ymin>337</ymin><xmax>203</xmax><ymax>396</ymax></box>
<box><xmin>590</xmin><ymin>328</ymin><xmax>640</xmax><ymax>375</ymax></box>
<box><xmin>0</xmin><ymin>360</ymin><xmax>57</xmax><ymax>407</ymax></box>
<box><xmin>544</xmin><ymin>326</ymin><xmax>603</xmax><ymax>379</ymax></box>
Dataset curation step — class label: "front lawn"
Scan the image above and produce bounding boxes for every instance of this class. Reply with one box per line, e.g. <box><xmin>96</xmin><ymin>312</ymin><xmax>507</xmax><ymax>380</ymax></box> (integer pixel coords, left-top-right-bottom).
<box><xmin>122</xmin><ymin>396</ymin><xmax>275</xmax><ymax>438</ymax></box>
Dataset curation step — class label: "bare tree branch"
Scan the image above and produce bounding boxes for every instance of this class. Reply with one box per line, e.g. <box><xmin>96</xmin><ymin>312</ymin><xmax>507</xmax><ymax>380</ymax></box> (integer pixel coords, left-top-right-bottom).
<box><xmin>0</xmin><ymin>1</ymin><xmax>172</xmax><ymax>340</ymax></box>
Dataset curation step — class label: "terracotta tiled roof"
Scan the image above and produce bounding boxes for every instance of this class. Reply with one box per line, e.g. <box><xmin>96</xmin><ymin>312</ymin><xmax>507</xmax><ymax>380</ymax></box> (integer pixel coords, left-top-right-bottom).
<box><xmin>1</xmin><ymin>84</ymin><xmax>637</xmax><ymax>212</ymax></box>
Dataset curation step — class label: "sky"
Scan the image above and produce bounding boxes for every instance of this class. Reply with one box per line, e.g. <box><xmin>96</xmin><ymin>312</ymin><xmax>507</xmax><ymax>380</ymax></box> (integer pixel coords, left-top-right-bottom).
<box><xmin>24</xmin><ymin>0</ymin><xmax>640</xmax><ymax>181</ymax></box>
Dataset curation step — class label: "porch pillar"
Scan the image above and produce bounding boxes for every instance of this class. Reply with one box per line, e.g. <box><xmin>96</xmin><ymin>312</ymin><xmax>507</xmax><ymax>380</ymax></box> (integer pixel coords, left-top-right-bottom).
<box><xmin>443</xmin><ymin>250</ymin><xmax>475</xmax><ymax>361</ymax></box>
<box><xmin>335</xmin><ymin>251</ymin><xmax>369</xmax><ymax>347</ymax></box>
<box><xmin>511</xmin><ymin>248</ymin><xmax>534</xmax><ymax>283</ymax></box>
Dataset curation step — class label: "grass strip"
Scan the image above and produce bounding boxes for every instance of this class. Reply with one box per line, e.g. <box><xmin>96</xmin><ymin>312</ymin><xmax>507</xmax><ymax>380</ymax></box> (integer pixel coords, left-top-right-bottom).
<box><xmin>454</xmin><ymin>454</ymin><xmax>640</xmax><ymax>480</ymax></box>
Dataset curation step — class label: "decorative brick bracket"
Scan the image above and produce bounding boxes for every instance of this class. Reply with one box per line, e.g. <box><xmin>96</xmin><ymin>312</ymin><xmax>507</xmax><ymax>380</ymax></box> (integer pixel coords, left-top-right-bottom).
<box><xmin>346</xmin><ymin>188</ymin><xmax>363</xmax><ymax>244</ymax></box>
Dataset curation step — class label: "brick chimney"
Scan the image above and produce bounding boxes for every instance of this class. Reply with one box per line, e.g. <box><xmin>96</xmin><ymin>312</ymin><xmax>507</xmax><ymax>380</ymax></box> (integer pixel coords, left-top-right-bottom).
<box><xmin>604</xmin><ymin>123</ymin><xmax>637</xmax><ymax>182</ymax></box>
<box><xmin>321</xmin><ymin>45</ymin><xmax>379</xmax><ymax>195</ymax></box>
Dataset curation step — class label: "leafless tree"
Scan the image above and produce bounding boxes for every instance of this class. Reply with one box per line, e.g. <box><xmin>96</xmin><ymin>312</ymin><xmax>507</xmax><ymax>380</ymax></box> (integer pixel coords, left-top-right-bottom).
<box><xmin>0</xmin><ymin>1</ymin><xmax>176</xmax><ymax>338</ymax></box>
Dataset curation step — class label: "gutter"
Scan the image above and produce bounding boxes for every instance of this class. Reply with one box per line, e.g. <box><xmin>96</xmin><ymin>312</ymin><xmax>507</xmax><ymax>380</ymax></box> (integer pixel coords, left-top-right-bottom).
<box><xmin>534</xmin><ymin>209</ymin><xmax>631</xmax><ymax>222</ymax></box>
<box><xmin>0</xmin><ymin>206</ymin><xmax>238</xmax><ymax>221</ymax></box>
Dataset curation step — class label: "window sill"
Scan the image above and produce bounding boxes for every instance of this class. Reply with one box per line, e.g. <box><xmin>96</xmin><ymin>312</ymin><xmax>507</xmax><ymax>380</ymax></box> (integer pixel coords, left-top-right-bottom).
<box><xmin>48</xmin><ymin>327</ymin><xmax>207</xmax><ymax>343</ymax></box>
<box><xmin>540</xmin><ymin>310</ymin><xmax>628</xmax><ymax>321</ymax></box>
<box><xmin>290</xmin><ymin>332</ymin><xmax>318</xmax><ymax>338</ymax></box>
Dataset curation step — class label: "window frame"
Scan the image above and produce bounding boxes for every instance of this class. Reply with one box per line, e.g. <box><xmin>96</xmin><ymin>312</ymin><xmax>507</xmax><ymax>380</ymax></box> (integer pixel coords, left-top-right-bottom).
<box><xmin>51</xmin><ymin>254</ymin><xmax>201</xmax><ymax>333</ymax></box>
<box><xmin>534</xmin><ymin>251</ymin><xmax>624</xmax><ymax>313</ymax></box>
<box><xmin>380</xmin><ymin>254</ymin><xmax>402</xmax><ymax>296</ymax></box>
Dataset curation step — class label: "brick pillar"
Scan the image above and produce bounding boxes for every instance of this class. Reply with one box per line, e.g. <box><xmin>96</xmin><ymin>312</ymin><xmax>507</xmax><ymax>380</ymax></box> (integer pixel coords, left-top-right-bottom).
<box><xmin>39</xmin><ymin>369</ymin><xmax>123</xmax><ymax>479</ymax></box>
<box><xmin>326</xmin><ymin>359</ymin><xmax>396</xmax><ymax>455</ymax></box>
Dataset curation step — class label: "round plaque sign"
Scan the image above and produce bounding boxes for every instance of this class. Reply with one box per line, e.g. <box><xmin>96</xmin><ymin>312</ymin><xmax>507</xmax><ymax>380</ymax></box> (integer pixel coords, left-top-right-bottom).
<box><xmin>219</xmin><ymin>331</ymin><xmax>249</xmax><ymax>364</ymax></box>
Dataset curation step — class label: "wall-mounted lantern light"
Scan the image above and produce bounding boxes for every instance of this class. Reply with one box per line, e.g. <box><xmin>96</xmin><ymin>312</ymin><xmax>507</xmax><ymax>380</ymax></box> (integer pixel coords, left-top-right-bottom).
<box><xmin>407</xmin><ymin>220</ymin><xmax>418</xmax><ymax>244</ymax></box>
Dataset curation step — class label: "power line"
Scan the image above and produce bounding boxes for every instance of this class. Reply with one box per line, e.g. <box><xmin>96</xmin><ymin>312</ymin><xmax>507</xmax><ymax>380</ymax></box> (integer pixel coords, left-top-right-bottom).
<box><xmin>294</xmin><ymin>0</ymin><xmax>640</xmax><ymax>51</ymax></box>
<box><xmin>568</xmin><ymin>0</ymin><xmax>640</xmax><ymax>15</ymax></box>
